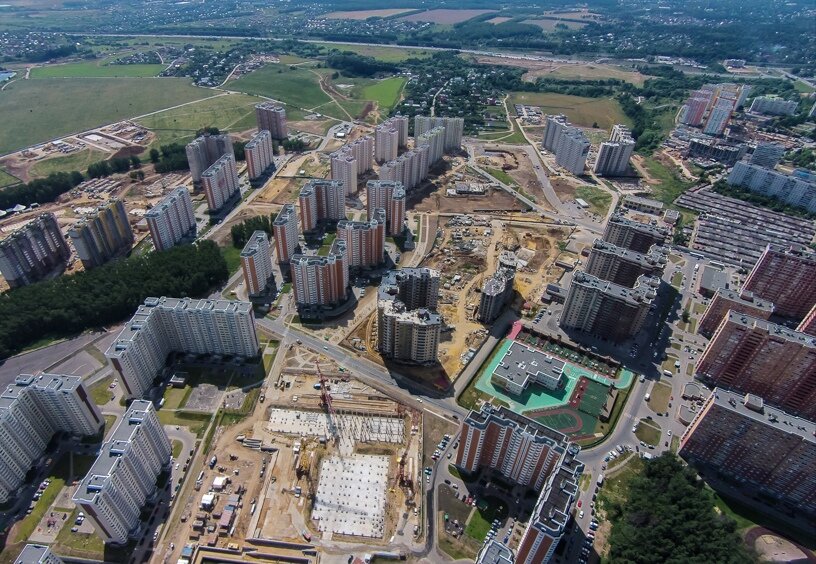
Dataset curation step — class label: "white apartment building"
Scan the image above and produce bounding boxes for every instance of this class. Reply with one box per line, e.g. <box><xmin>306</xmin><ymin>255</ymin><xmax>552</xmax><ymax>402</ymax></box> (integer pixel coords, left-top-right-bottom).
<box><xmin>201</xmin><ymin>153</ymin><xmax>239</xmax><ymax>211</ymax></box>
<box><xmin>542</xmin><ymin>115</ymin><xmax>569</xmax><ymax>151</ymax></box>
<box><xmin>703</xmin><ymin>97</ymin><xmax>734</xmax><ymax>136</ymax></box>
<box><xmin>337</xmin><ymin>209</ymin><xmax>385</xmax><ymax>269</ymax></box>
<box><xmin>594</xmin><ymin>124</ymin><xmax>635</xmax><ymax>176</ymax></box>
<box><xmin>750</xmin><ymin>142</ymin><xmax>785</xmax><ymax>169</ymax></box>
<box><xmin>245</xmin><ymin>130</ymin><xmax>275</xmax><ymax>182</ymax></box>
<box><xmin>185</xmin><ymin>134</ymin><xmax>233</xmax><ymax>184</ymax></box>
<box><xmin>330</xmin><ymin>150</ymin><xmax>357</xmax><ymax>195</ymax></box>
<box><xmin>413</xmin><ymin>116</ymin><xmax>464</xmax><ymax>150</ymax></box>
<box><xmin>241</xmin><ymin>230</ymin><xmax>273</xmax><ymax>296</ymax></box>
<box><xmin>347</xmin><ymin>136</ymin><xmax>374</xmax><ymax>173</ymax></box>
<box><xmin>255</xmin><ymin>102</ymin><xmax>288</xmax><ymax>140</ymax></box>
<box><xmin>749</xmin><ymin>96</ymin><xmax>798</xmax><ymax>116</ymax></box>
<box><xmin>145</xmin><ymin>188</ymin><xmax>196</xmax><ymax>252</ymax></box>
<box><xmin>375</xmin><ymin>125</ymin><xmax>399</xmax><ymax>163</ymax></box>
<box><xmin>366</xmin><ymin>180</ymin><xmax>406</xmax><ymax>236</ymax></box>
<box><xmin>106</xmin><ymin>298</ymin><xmax>259</xmax><ymax>399</ymax></box>
<box><xmin>417</xmin><ymin>126</ymin><xmax>445</xmax><ymax>166</ymax></box>
<box><xmin>554</xmin><ymin>127</ymin><xmax>590</xmax><ymax>175</ymax></box>
<box><xmin>73</xmin><ymin>401</ymin><xmax>171</xmax><ymax>545</ymax></box>
<box><xmin>728</xmin><ymin>161</ymin><xmax>816</xmax><ymax>213</ymax></box>
<box><xmin>273</xmin><ymin>203</ymin><xmax>299</xmax><ymax>264</ymax></box>
<box><xmin>382</xmin><ymin>116</ymin><xmax>408</xmax><ymax>147</ymax></box>
<box><xmin>15</xmin><ymin>544</ymin><xmax>64</xmax><ymax>564</ymax></box>
<box><xmin>298</xmin><ymin>179</ymin><xmax>345</xmax><ymax>231</ymax></box>
<box><xmin>0</xmin><ymin>374</ymin><xmax>103</xmax><ymax>503</ymax></box>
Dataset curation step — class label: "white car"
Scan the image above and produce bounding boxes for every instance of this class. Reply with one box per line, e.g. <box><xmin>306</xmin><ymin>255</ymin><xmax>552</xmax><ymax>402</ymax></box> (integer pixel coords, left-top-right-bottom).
<box><xmin>578</xmin><ymin>510</ymin><xmax>584</xmax><ymax>519</ymax></box>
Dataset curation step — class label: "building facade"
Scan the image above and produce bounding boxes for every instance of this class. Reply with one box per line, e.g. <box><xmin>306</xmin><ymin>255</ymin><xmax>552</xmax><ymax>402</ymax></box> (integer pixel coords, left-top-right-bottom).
<box><xmin>413</xmin><ymin>116</ymin><xmax>463</xmax><ymax>150</ymax></box>
<box><xmin>594</xmin><ymin>125</ymin><xmax>635</xmax><ymax>176</ymax></box>
<box><xmin>679</xmin><ymin>388</ymin><xmax>816</xmax><ymax>517</ymax></box>
<box><xmin>106</xmin><ymin>298</ymin><xmax>259</xmax><ymax>399</ymax></box>
<box><xmin>201</xmin><ymin>153</ymin><xmax>239</xmax><ymax>212</ymax></box>
<box><xmin>750</xmin><ymin>142</ymin><xmax>785</xmax><ymax>169</ymax></box>
<box><xmin>366</xmin><ymin>180</ymin><xmax>406</xmax><ymax>237</ymax></box>
<box><xmin>273</xmin><ymin>204</ymin><xmax>299</xmax><ymax>265</ymax></box>
<box><xmin>743</xmin><ymin>244</ymin><xmax>816</xmax><ymax>319</ymax></box>
<box><xmin>554</xmin><ymin>127</ymin><xmax>590</xmax><ymax>175</ymax></box>
<box><xmin>245</xmin><ymin>130</ymin><xmax>275</xmax><ymax>184</ymax></box>
<box><xmin>0</xmin><ymin>374</ymin><xmax>103</xmax><ymax>504</ymax></box>
<box><xmin>584</xmin><ymin>239</ymin><xmax>667</xmax><ymax>288</ymax></box>
<box><xmin>337</xmin><ymin>210</ymin><xmax>385</xmax><ymax>269</ymax></box>
<box><xmin>240</xmin><ymin>231</ymin><xmax>274</xmax><ymax>297</ymax></box>
<box><xmin>703</xmin><ymin>97</ymin><xmax>735</xmax><ymax>136</ymax></box>
<box><xmin>727</xmin><ymin>162</ymin><xmax>816</xmax><ymax>213</ymax></box>
<box><xmin>185</xmin><ymin>134</ymin><xmax>233</xmax><ymax>184</ymax></box>
<box><xmin>298</xmin><ymin>179</ymin><xmax>345</xmax><ymax>232</ymax></box>
<box><xmin>68</xmin><ymin>199</ymin><xmax>133</xmax><ymax>269</ymax></box>
<box><xmin>686</xmin><ymin>138</ymin><xmax>746</xmax><ymax>166</ymax></box>
<box><xmin>375</xmin><ymin>124</ymin><xmax>399</xmax><ymax>163</ymax></box>
<box><xmin>73</xmin><ymin>401</ymin><xmax>171</xmax><ymax>544</ymax></box>
<box><xmin>542</xmin><ymin>115</ymin><xmax>569</xmax><ymax>151</ymax></box>
<box><xmin>478</xmin><ymin>266</ymin><xmax>515</xmax><ymax>324</ymax></box>
<box><xmin>698</xmin><ymin>288</ymin><xmax>774</xmax><ymax>337</ymax></box>
<box><xmin>145</xmin><ymin>188</ymin><xmax>196</xmax><ymax>252</ymax></box>
<box><xmin>0</xmin><ymin>213</ymin><xmax>69</xmax><ymax>289</ymax></box>
<box><xmin>382</xmin><ymin>116</ymin><xmax>408</xmax><ymax>147</ymax></box>
<box><xmin>255</xmin><ymin>102</ymin><xmax>288</xmax><ymax>140</ymax></box>
<box><xmin>797</xmin><ymin>304</ymin><xmax>816</xmax><ymax>337</ymax></box>
<box><xmin>749</xmin><ymin>96</ymin><xmax>798</xmax><ymax>116</ymax></box>
<box><xmin>290</xmin><ymin>240</ymin><xmax>349</xmax><ymax>308</ymax></box>
<box><xmin>696</xmin><ymin>312</ymin><xmax>816</xmax><ymax>420</ymax></box>
<box><xmin>330</xmin><ymin>150</ymin><xmax>357</xmax><ymax>196</ymax></box>
<box><xmin>602</xmin><ymin>213</ymin><xmax>668</xmax><ymax>253</ymax></box>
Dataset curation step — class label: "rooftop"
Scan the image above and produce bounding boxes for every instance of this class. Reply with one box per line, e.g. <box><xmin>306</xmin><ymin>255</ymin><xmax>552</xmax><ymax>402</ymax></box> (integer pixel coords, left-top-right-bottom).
<box><xmin>492</xmin><ymin>341</ymin><xmax>565</xmax><ymax>388</ymax></box>
<box><xmin>466</xmin><ymin>405</ymin><xmax>570</xmax><ymax>447</ymax></box>
<box><xmin>240</xmin><ymin>231</ymin><xmax>269</xmax><ymax>258</ymax></box>
<box><xmin>712</xmin><ymin>288</ymin><xmax>774</xmax><ymax>312</ymax></box>
<box><xmin>726</xmin><ymin>311</ymin><xmax>816</xmax><ymax>348</ymax></box>
<box><xmin>699</xmin><ymin>265</ymin><xmax>728</xmax><ymax>291</ymax></box>
<box><xmin>572</xmin><ymin>270</ymin><xmax>659</xmax><ymax>305</ymax></box>
<box><xmin>0</xmin><ymin>373</ymin><xmax>83</xmax><ymax>413</ymax></box>
<box><xmin>609</xmin><ymin>213</ymin><xmax>669</xmax><ymax>238</ymax></box>
<box><xmin>591</xmin><ymin>239</ymin><xmax>667</xmax><ymax>268</ymax></box>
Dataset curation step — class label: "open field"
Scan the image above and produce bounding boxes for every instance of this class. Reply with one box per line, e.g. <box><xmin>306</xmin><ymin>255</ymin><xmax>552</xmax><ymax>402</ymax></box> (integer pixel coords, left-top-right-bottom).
<box><xmin>486</xmin><ymin>16</ymin><xmax>512</xmax><ymax>24</ymax></box>
<box><xmin>231</xmin><ymin>63</ymin><xmax>331</xmax><ymax>110</ymax></box>
<box><xmin>400</xmin><ymin>9</ymin><xmax>495</xmax><ymax>23</ymax></box>
<box><xmin>0</xmin><ymin>168</ymin><xmax>21</xmax><ymax>187</ymax></box>
<box><xmin>362</xmin><ymin>77</ymin><xmax>406</xmax><ymax>114</ymax></box>
<box><xmin>637</xmin><ymin>154</ymin><xmax>695</xmax><ymax>205</ymax></box>
<box><xmin>0</xmin><ymin>78</ymin><xmax>211</xmax><ymax>156</ymax></box>
<box><xmin>31</xmin><ymin>61</ymin><xmax>164</xmax><ymax>79</ymax></box>
<box><xmin>323</xmin><ymin>8</ymin><xmax>416</xmax><ymax>19</ymax></box>
<box><xmin>576</xmin><ymin>185</ymin><xmax>612</xmax><ymax>216</ymax></box>
<box><xmin>508</xmin><ymin>92</ymin><xmax>630</xmax><ymax>130</ymax></box>
<box><xmin>136</xmin><ymin>92</ymin><xmax>261</xmax><ymax>147</ymax></box>
<box><xmin>471</xmin><ymin>56</ymin><xmax>645</xmax><ymax>86</ymax></box>
<box><xmin>28</xmin><ymin>148</ymin><xmax>109</xmax><ymax>178</ymax></box>
<box><xmin>316</xmin><ymin>42</ymin><xmax>433</xmax><ymax>62</ymax></box>
<box><xmin>524</xmin><ymin>18</ymin><xmax>587</xmax><ymax>31</ymax></box>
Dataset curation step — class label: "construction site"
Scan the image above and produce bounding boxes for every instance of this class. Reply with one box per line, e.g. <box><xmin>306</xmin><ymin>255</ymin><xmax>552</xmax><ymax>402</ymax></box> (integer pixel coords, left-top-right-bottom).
<box><xmin>161</xmin><ymin>343</ymin><xmax>423</xmax><ymax>564</ymax></box>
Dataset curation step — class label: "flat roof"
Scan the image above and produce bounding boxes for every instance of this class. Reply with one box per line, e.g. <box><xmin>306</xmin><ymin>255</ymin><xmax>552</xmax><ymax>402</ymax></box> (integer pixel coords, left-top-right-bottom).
<box><xmin>493</xmin><ymin>341</ymin><xmax>564</xmax><ymax>388</ymax></box>
<box><xmin>712</xmin><ymin>288</ymin><xmax>774</xmax><ymax>312</ymax></box>
<box><xmin>572</xmin><ymin>270</ymin><xmax>658</xmax><ymax>305</ymax></box>
<box><xmin>700</xmin><ymin>265</ymin><xmax>728</xmax><ymax>291</ymax></box>
<box><xmin>466</xmin><ymin>405</ymin><xmax>570</xmax><ymax>447</ymax></box>
<box><xmin>591</xmin><ymin>239</ymin><xmax>667</xmax><ymax>268</ymax></box>
<box><xmin>726</xmin><ymin>311</ymin><xmax>816</xmax><ymax>348</ymax></box>
<box><xmin>15</xmin><ymin>544</ymin><xmax>57</xmax><ymax>564</ymax></box>
<box><xmin>609</xmin><ymin>213</ymin><xmax>669</xmax><ymax>238</ymax></box>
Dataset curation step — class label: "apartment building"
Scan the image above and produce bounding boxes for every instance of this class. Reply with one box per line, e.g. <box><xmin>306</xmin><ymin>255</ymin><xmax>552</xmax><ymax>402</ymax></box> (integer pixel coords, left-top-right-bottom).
<box><xmin>67</xmin><ymin>199</ymin><xmax>133</xmax><ymax>269</ymax></box>
<box><xmin>349</xmin><ymin>136</ymin><xmax>374</xmax><ymax>173</ymax></box>
<box><xmin>679</xmin><ymin>91</ymin><xmax>713</xmax><ymax>127</ymax></box>
<box><xmin>413</xmin><ymin>115</ymin><xmax>464</xmax><ymax>150</ymax></box>
<box><xmin>330</xmin><ymin>149</ymin><xmax>357</xmax><ymax>195</ymax></box>
<box><xmin>245</xmin><ymin>130</ymin><xmax>275</xmax><ymax>184</ymax></box>
<box><xmin>255</xmin><ymin>102</ymin><xmax>288</xmax><ymax>140</ymax></box>
<box><xmin>0</xmin><ymin>374</ymin><xmax>102</xmax><ymax>503</ymax></box>
<box><xmin>379</xmin><ymin>148</ymin><xmax>428</xmax><ymax>191</ymax></box>
<box><xmin>478</xmin><ymin>266</ymin><xmax>515</xmax><ymax>324</ymax></box>
<box><xmin>749</xmin><ymin>96</ymin><xmax>798</xmax><ymax>116</ymax></box>
<box><xmin>594</xmin><ymin>124</ymin><xmax>635</xmax><ymax>176</ymax></box>
<box><xmin>698</xmin><ymin>289</ymin><xmax>773</xmax><ymax>337</ymax></box>
<box><xmin>417</xmin><ymin>126</ymin><xmax>446</xmax><ymax>167</ymax></box>
<box><xmin>106</xmin><ymin>297</ymin><xmax>259</xmax><ymax>399</ymax></box>
<box><xmin>743</xmin><ymin>244</ymin><xmax>816</xmax><ymax>319</ymax></box>
<box><xmin>542</xmin><ymin>115</ymin><xmax>569</xmax><ymax>152</ymax></box>
<box><xmin>679</xmin><ymin>389</ymin><xmax>816</xmax><ymax>517</ymax></box>
<box><xmin>560</xmin><ymin>271</ymin><xmax>657</xmax><ymax>342</ymax></box>
<box><xmin>337</xmin><ymin>210</ymin><xmax>385</xmax><ymax>269</ymax></box>
<box><xmin>750</xmin><ymin>142</ymin><xmax>785</xmax><ymax>169</ymax></box>
<box><xmin>621</xmin><ymin>195</ymin><xmax>664</xmax><ymax>216</ymax></box>
<box><xmin>201</xmin><ymin>153</ymin><xmax>239</xmax><ymax>212</ymax></box>
<box><xmin>366</xmin><ymin>180</ymin><xmax>406</xmax><ymax>237</ymax></box>
<box><xmin>298</xmin><ymin>179</ymin><xmax>345</xmax><ymax>232</ymax></box>
<box><xmin>0</xmin><ymin>213</ymin><xmax>69</xmax><ymax>288</ymax></box>
<box><xmin>375</xmin><ymin>124</ymin><xmax>399</xmax><ymax>163</ymax></box>
<box><xmin>377</xmin><ymin>268</ymin><xmax>441</xmax><ymax>364</ymax></box>
<box><xmin>145</xmin><ymin>188</ymin><xmax>196</xmax><ymax>252</ymax></box>
<box><xmin>15</xmin><ymin>544</ymin><xmax>64</xmax><ymax>564</ymax></box>
<box><xmin>382</xmin><ymin>116</ymin><xmax>408</xmax><ymax>147</ymax></box>
<box><xmin>686</xmin><ymin>137</ymin><xmax>746</xmax><ymax>166</ymax></box>
<box><xmin>602</xmin><ymin>213</ymin><xmax>668</xmax><ymax>253</ymax></box>
<box><xmin>241</xmin><ymin>231</ymin><xmax>274</xmax><ymax>297</ymax></box>
<box><xmin>554</xmin><ymin>127</ymin><xmax>590</xmax><ymax>175</ymax></box>
<box><xmin>74</xmin><ymin>401</ymin><xmax>171</xmax><ymax>544</ymax></box>
<box><xmin>273</xmin><ymin>204</ymin><xmax>299</xmax><ymax>264</ymax></box>
<box><xmin>585</xmin><ymin>239</ymin><xmax>667</xmax><ymax>288</ymax></box>
<box><xmin>703</xmin><ymin>97</ymin><xmax>735</xmax><ymax>136</ymax></box>
<box><xmin>185</xmin><ymin>133</ymin><xmax>233</xmax><ymax>184</ymax></box>
<box><xmin>727</xmin><ymin>162</ymin><xmax>816</xmax><ymax>213</ymax></box>
<box><xmin>290</xmin><ymin>240</ymin><xmax>349</xmax><ymax>308</ymax></box>
<box><xmin>797</xmin><ymin>304</ymin><xmax>816</xmax><ymax>337</ymax></box>
<box><xmin>696</xmin><ymin>312</ymin><xmax>816</xmax><ymax>420</ymax></box>
<box><xmin>458</xmin><ymin>406</ymin><xmax>583</xmax><ymax>564</ymax></box>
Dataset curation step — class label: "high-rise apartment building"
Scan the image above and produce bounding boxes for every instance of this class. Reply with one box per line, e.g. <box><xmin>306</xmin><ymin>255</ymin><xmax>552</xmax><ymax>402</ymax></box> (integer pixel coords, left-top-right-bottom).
<box><xmin>377</xmin><ymin>268</ymin><xmax>441</xmax><ymax>364</ymax></box>
<box><xmin>337</xmin><ymin>210</ymin><xmax>385</xmax><ymax>269</ymax></box>
<box><xmin>696</xmin><ymin>312</ymin><xmax>816</xmax><ymax>419</ymax></box>
<box><xmin>750</xmin><ymin>142</ymin><xmax>785</xmax><ymax>169</ymax></box>
<box><xmin>727</xmin><ymin>162</ymin><xmax>816</xmax><ymax>213</ymax></box>
<box><xmin>0</xmin><ymin>213</ymin><xmax>69</xmax><ymax>288</ymax></box>
<box><xmin>703</xmin><ymin>97</ymin><xmax>735</xmax><ymax>136</ymax></box>
<box><xmin>330</xmin><ymin>150</ymin><xmax>357</xmax><ymax>195</ymax></box>
<box><xmin>679</xmin><ymin>388</ymin><xmax>816</xmax><ymax>517</ymax></box>
<box><xmin>273</xmin><ymin>204</ymin><xmax>299</xmax><ymax>264</ymax></box>
<box><xmin>542</xmin><ymin>115</ymin><xmax>569</xmax><ymax>152</ymax></box>
<box><xmin>382</xmin><ymin>116</ymin><xmax>408</xmax><ymax>147</ymax></box>
<box><xmin>560</xmin><ymin>271</ymin><xmax>657</xmax><ymax>342</ymax></box>
<box><xmin>15</xmin><ymin>544</ymin><xmax>64</xmax><ymax>564</ymax></box>
<box><xmin>290</xmin><ymin>240</ymin><xmax>349</xmax><ymax>309</ymax></box>
<box><xmin>417</xmin><ymin>126</ymin><xmax>446</xmax><ymax>167</ymax></box>
<box><xmin>554</xmin><ymin>127</ymin><xmax>590</xmax><ymax>175</ymax></box>
<box><xmin>366</xmin><ymin>180</ymin><xmax>406</xmax><ymax>237</ymax></box>
<box><xmin>375</xmin><ymin>124</ymin><xmax>399</xmax><ymax>163</ymax></box>
<box><xmin>106</xmin><ymin>297</ymin><xmax>259</xmax><ymax>399</ymax></box>
<box><xmin>458</xmin><ymin>405</ymin><xmax>583</xmax><ymax>564</ymax></box>
<box><xmin>298</xmin><ymin>179</ymin><xmax>345</xmax><ymax>232</ymax></box>
<box><xmin>413</xmin><ymin>116</ymin><xmax>464</xmax><ymax>150</ymax></box>
<box><xmin>686</xmin><ymin>137</ymin><xmax>746</xmax><ymax>166</ymax></box>
<box><xmin>73</xmin><ymin>401</ymin><xmax>171</xmax><ymax>544</ymax></box>
<box><xmin>186</xmin><ymin>134</ymin><xmax>234</xmax><ymax>184</ymax></box>
<box><xmin>743</xmin><ymin>244</ymin><xmax>816</xmax><ymax>319</ymax></box>
<box><xmin>245</xmin><ymin>130</ymin><xmax>275</xmax><ymax>184</ymax></box>
<box><xmin>584</xmin><ymin>239</ymin><xmax>667</xmax><ymax>287</ymax></box>
<box><xmin>749</xmin><ymin>96</ymin><xmax>798</xmax><ymax>116</ymax></box>
<box><xmin>679</xmin><ymin>91</ymin><xmax>713</xmax><ymax>127</ymax></box>
<box><xmin>602</xmin><ymin>213</ymin><xmax>668</xmax><ymax>253</ymax></box>
<box><xmin>67</xmin><ymin>199</ymin><xmax>133</xmax><ymax>269</ymax></box>
<box><xmin>240</xmin><ymin>231</ymin><xmax>273</xmax><ymax>297</ymax></box>
<box><xmin>201</xmin><ymin>153</ymin><xmax>239</xmax><ymax>212</ymax></box>
<box><xmin>797</xmin><ymin>304</ymin><xmax>816</xmax><ymax>337</ymax></box>
<box><xmin>697</xmin><ymin>288</ymin><xmax>774</xmax><ymax>337</ymax></box>
<box><xmin>379</xmin><ymin>148</ymin><xmax>427</xmax><ymax>191</ymax></box>
<box><xmin>0</xmin><ymin>374</ymin><xmax>103</xmax><ymax>503</ymax></box>
<box><xmin>478</xmin><ymin>265</ymin><xmax>515</xmax><ymax>324</ymax></box>
<box><xmin>594</xmin><ymin>124</ymin><xmax>635</xmax><ymax>176</ymax></box>
<box><xmin>145</xmin><ymin>188</ymin><xmax>196</xmax><ymax>252</ymax></box>
<box><xmin>254</xmin><ymin>102</ymin><xmax>288</xmax><ymax>140</ymax></box>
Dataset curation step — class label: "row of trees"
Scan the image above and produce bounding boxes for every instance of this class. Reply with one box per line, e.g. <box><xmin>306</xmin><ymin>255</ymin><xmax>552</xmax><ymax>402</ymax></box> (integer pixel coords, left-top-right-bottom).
<box><xmin>149</xmin><ymin>143</ymin><xmax>189</xmax><ymax>174</ymax></box>
<box><xmin>0</xmin><ymin>241</ymin><xmax>228</xmax><ymax>360</ymax></box>
<box><xmin>0</xmin><ymin>171</ymin><xmax>84</xmax><ymax>209</ymax></box>
<box><xmin>87</xmin><ymin>155</ymin><xmax>141</xmax><ymax>179</ymax></box>
<box><xmin>230</xmin><ymin>214</ymin><xmax>275</xmax><ymax>249</ymax></box>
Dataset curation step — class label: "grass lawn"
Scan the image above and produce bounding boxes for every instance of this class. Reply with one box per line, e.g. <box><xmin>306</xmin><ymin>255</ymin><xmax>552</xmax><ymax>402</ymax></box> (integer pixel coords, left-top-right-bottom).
<box><xmin>575</xmin><ymin>185</ymin><xmax>612</xmax><ymax>216</ymax></box>
<box><xmin>88</xmin><ymin>375</ymin><xmax>115</xmax><ymax>405</ymax></box>
<box><xmin>438</xmin><ymin>534</ymin><xmax>479</xmax><ymax>561</ymax></box>
<box><xmin>641</xmin><ymin>156</ymin><xmax>694</xmax><ymax>206</ymax></box>
<box><xmin>315</xmin><ymin>42</ymin><xmax>433</xmax><ymax>62</ymax></box>
<box><xmin>661</xmin><ymin>356</ymin><xmax>679</xmax><ymax>373</ymax></box>
<box><xmin>648</xmin><ymin>382</ymin><xmax>672</xmax><ymax>414</ymax></box>
<box><xmin>545</xmin><ymin>63</ymin><xmax>646</xmax><ymax>86</ymax></box>
<box><xmin>31</xmin><ymin>61</ymin><xmax>164</xmax><ymax>78</ymax></box>
<box><xmin>0</xmin><ymin>168</ymin><xmax>21</xmax><ymax>187</ymax></box>
<box><xmin>262</xmin><ymin>340</ymin><xmax>280</xmax><ymax>374</ymax></box>
<box><xmin>136</xmin><ymin>92</ymin><xmax>261</xmax><ymax>147</ymax></box>
<box><xmin>671</xmin><ymin>272</ymin><xmax>683</xmax><ymax>288</ymax></box>
<box><xmin>54</xmin><ymin>507</ymin><xmax>105</xmax><ymax>558</ymax></box>
<box><xmin>28</xmin><ymin>148</ymin><xmax>109</xmax><ymax>178</ymax></box>
<box><xmin>12</xmin><ymin>478</ymin><xmax>65</xmax><ymax>543</ymax></box>
<box><xmin>231</xmin><ymin>63</ymin><xmax>330</xmax><ymax>110</ymax></box>
<box><xmin>362</xmin><ymin>77</ymin><xmax>406</xmax><ymax>113</ymax></box>
<box><xmin>220</xmin><ymin>245</ymin><xmax>242</xmax><ymax>274</ymax></box>
<box><xmin>157</xmin><ymin>410</ymin><xmax>212</xmax><ymax>437</ymax></box>
<box><xmin>607</xmin><ymin>451</ymin><xmax>636</xmax><ymax>471</ymax></box>
<box><xmin>484</xmin><ymin>166</ymin><xmax>517</xmax><ymax>186</ymax></box>
<box><xmin>634</xmin><ymin>418</ymin><xmax>661</xmax><ymax>446</ymax></box>
<box><xmin>0</xmin><ymin>77</ymin><xmax>212</xmax><ymax>155</ymax></box>
<box><xmin>597</xmin><ymin>455</ymin><xmax>645</xmax><ymax>513</ymax></box>
<box><xmin>508</xmin><ymin>92</ymin><xmax>631</xmax><ymax>130</ymax></box>
<box><xmin>172</xmin><ymin>439</ymin><xmax>183</xmax><ymax>458</ymax></box>
<box><xmin>162</xmin><ymin>386</ymin><xmax>191</xmax><ymax>410</ymax></box>
<box><xmin>465</xmin><ymin>495</ymin><xmax>508</xmax><ymax>541</ymax></box>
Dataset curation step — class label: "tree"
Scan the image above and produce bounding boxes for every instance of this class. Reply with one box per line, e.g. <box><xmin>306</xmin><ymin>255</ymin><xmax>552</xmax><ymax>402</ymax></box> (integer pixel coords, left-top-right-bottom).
<box><xmin>130</xmin><ymin>155</ymin><xmax>142</xmax><ymax>169</ymax></box>
<box><xmin>149</xmin><ymin>148</ymin><xmax>160</xmax><ymax>163</ymax></box>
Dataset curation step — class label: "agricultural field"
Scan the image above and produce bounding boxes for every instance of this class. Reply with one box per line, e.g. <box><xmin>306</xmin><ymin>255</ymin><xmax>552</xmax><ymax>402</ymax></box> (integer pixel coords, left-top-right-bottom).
<box><xmin>316</xmin><ymin>42</ymin><xmax>433</xmax><ymax>62</ymax></box>
<box><xmin>31</xmin><ymin>60</ymin><xmax>164</xmax><ymax>78</ymax></box>
<box><xmin>230</xmin><ymin>63</ymin><xmax>331</xmax><ymax>110</ymax></box>
<box><xmin>362</xmin><ymin>77</ymin><xmax>406</xmax><ymax>114</ymax></box>
<box><xmin>400</xmin><ymin>9</ymin><xmax>496</xmax><ymax>23</ymax></box>
<box><xmin>538</xmin><ymin>64</ymin><xmax>645</xmax><ymax>85</ymax></box>
<box><xmin>509</xmin><ymin>92</ymin><xmax>631</xmax><ymax>130</ymax></box>
<box><xmin>29</xmin><ymin>148</ymin><xmax>109</xmax><ymax>178</ymax></box>
<box><xmin>0</xmin><ymin>78</ymin><xmax>212</xmax><ymax>155</ymax></box>
<box><xmin>524</xmin><ymin>18</ymin><xmax>587</xmax><ymax>31</ymax></box>
<box><xmin>322</xmin><ymin>8</ymin><xmax>416</xmax><ymax>19</ymax></box>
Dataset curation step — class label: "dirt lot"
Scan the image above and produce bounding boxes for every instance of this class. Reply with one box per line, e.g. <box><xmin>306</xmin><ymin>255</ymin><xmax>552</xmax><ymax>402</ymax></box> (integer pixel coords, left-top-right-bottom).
<box><xmin>501</xmin><ymin>222</ymin><xmax>571</xmax><ymax>301</ymax></box>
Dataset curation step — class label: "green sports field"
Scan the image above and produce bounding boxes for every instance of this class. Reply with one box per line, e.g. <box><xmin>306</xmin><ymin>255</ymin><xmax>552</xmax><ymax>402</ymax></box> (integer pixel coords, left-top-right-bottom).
<box><xmin>230</xmin><ymin>63</ymin><xmax>332</xmax><ymax>110</ymax></box>
<box><xmin>362</xmin><ymin>77</ymin><xmax>406</xmax><ymax>114</ymax></box>
<box><xmin>31</xmin><ymin>61</ymin><xmax>165</xmax><ymax>79</ymax></box>
<box><xmin>0</xmin><ymin>78</ymin><xmax>212</xmax><ymax>155</ymax></box>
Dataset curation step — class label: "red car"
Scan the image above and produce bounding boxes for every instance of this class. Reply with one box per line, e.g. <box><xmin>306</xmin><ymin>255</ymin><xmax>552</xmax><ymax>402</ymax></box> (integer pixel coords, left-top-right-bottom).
<box><xmin>577</xmin><ymin>500</ymin><xmax>582</xmax><ymax>508</ymax></box>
